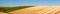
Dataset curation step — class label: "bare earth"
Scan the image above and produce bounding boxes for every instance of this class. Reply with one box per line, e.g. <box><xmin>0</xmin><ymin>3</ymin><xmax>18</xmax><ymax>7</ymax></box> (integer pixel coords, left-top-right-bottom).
<box><xmin>8</xmin><ymin>6</ymin><xmax>60</xmax><ymax>14</ymax></box>
<box><xmin>0</xmin><ymin>12</ymin><xmax>8</xmax><ymax>14</ymax></box>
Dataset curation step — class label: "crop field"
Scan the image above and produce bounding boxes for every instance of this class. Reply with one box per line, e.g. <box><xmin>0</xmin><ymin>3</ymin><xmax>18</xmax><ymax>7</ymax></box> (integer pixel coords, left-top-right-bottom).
<box><xmin>8</xmin><ymin>6</ymin><xmax>60</xmax><ymax>14</ymax></box>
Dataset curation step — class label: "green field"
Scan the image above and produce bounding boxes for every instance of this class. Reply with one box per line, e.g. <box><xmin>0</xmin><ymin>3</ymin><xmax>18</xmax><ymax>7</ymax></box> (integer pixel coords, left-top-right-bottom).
<box><xmin>0</xmin><ymin>6</ymin><xmax>34</xmax><ymax>13</ymax></box>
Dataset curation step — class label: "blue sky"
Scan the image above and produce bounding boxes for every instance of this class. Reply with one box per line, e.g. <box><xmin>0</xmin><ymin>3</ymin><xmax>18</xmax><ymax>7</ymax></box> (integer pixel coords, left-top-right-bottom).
<box><xmin>0</xmin><ymin>0</ymin><xmax>60</xmax><ymax>6</ymax></box>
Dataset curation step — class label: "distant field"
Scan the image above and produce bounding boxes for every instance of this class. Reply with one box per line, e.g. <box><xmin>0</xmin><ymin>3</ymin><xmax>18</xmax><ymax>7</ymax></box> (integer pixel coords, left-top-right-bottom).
<box><xmin>0</xmin><ymin>6</ymin><xmax>34</xmax><ymax>13</ymax></box>
<box><xmin>8</xmin><ymin>6</ymin><xmax>60</xmax><ymax>14</ymax></box>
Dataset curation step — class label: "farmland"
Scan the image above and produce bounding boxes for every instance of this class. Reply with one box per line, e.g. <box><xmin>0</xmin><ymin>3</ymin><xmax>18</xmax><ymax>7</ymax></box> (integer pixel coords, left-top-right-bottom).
<box><xmin>8</xmin><ymin>6</ymin><xmax>60</xmax><ymax>14</ymax></box>
<box><xmin>0</xmin><ymin>6</ymin><xmax>60</xmax><ymax>14</ymax></box>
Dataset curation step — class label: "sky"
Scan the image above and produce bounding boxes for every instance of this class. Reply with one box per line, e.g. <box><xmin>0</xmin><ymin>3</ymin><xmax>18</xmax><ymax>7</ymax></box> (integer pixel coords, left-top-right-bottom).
<box><xmin>0</xmin><ymin>0</ymin><xmax>60</xmax><ymax>6</ymax></box>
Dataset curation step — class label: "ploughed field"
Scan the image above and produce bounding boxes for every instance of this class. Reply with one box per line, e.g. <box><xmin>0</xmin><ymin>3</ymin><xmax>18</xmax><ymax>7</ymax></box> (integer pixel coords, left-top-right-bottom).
<box><xmin>8</xmin><ymin>6</ymin><xmax>60</xmax><ymax>14</ymax></box>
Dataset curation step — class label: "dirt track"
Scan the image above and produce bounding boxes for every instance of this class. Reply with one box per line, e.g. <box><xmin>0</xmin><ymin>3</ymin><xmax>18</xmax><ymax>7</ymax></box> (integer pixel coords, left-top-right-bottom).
<box><xmin>8</xmin><ymin>6</ymin><xmax>60</xmax><ymax>14</ymax></box>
